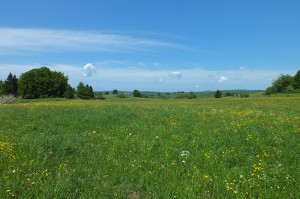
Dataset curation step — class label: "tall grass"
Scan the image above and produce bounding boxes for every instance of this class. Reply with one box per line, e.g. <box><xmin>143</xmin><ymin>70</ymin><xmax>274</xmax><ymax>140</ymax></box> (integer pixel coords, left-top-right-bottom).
<box><xmin>0</xmin><ymin>98</ymin><xmax>299</xmax><ymax>198</ymax></box>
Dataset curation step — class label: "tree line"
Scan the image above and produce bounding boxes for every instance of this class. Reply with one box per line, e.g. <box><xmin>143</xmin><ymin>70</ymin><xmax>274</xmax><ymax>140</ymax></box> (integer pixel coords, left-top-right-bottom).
<box><xmin>0</xmin><ymin>66</ymin><xmax>146</xmax><ymax>100</ymax></box>
<box><xmin>264</xmin><ymin>70</ymin><xmax>300</xmax><ymax>95</ymax></box>
<box><xmin>0</xmin><ymin>67</ymin><xmax>95</xmax><ymax>99</ymax></box>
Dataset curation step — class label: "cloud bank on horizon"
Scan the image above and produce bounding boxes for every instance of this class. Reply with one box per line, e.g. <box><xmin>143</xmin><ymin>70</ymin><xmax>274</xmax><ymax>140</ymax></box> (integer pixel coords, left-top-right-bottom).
<box><xmin>0</xmin><ymin>62</ymin><xmax>296</xmax><ymax>92</ymax></box>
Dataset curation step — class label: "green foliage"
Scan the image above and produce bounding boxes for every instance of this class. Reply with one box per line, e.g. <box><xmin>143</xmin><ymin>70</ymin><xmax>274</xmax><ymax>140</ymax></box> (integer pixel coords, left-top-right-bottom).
<box><xmin>265</xmin><ymin>72</ymin><xmax>300</xmax><ymax>94</ymax></box>
<box><xmin>214</xmin><ymin>90</ymin><xmax>222</xmax><ymax>98</ymax></box>
<box><xmin>64</xmin><ymin>84</ymin><xmax>75</xmax><ymax>99</ymax></box>
<box><xmin>175</xmin><ymin>91</ymin><xmax>197</xmax><ymax>99</ymax></box>
<box><xmin>0</xmin><ymin>80</ymin><xmax>4</xmax><ymax>96</ymax></box>
<box><xmin>3</xmin><ymin>73</ymin><xmax>18</xmax><ymax>96</ymax></box>
<box><xmin>187</xmin><ymin>92</ymin><xmax>197</xmax><ymax>99</ymax></box>
<box><xmin>76</xmin><ymin>82</ymin><xmax>94</xmax><ymax>99</ymax></box>
<box><xmin>293</xmin><ymin>70</ymin><xmax>300</xmax><ymax>89</ymax></box>
<box><xmin>240</xmin><ymin>93</ymin><xmax>250</xmax><ymax>98</ymax></box>
<box><xmin>133</xmin><ymin>89</ymin><xmax>142</xmax><ymax>97</ymax></box>
<box><xmin>117</xmin><ymin>92</ymin><xmax>128</xmax><ymax>98</ymax></box>
<box><xmin>272</xmin><ymin>74</ymin><xmax>293</xmax><ymax>93</ymax></box>
<box><xmin>94</xmin><ymin>92</ymin><xmax>106</xmax><ymax>100</ymax></box>
<box><xmin>18</xmin><ymin>67</ymin><xmax>68</xmax><ymax>99</ymax></box>
<box><xmin>224</xmin><ymin>92</ymin><xmax>233</xmax><ymax>97</ymax></box>
<box><xmin>112</xmin><ymin>89</ymin><xmax>118</xmax><ymax>94</ymax></box>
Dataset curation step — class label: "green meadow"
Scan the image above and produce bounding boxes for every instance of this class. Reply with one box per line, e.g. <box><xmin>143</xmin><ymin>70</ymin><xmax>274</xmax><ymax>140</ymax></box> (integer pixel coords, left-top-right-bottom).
<box><xmin>1</xmin><ymin>97</ymin><xmax>299</xmax><ymax>198</ymax></box>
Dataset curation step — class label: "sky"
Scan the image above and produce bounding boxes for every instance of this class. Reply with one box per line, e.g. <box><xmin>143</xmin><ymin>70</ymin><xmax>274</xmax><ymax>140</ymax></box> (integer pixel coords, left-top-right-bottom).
<box><xmin>0</xmin><ymin>0</ymin><xmax>299</xmax><ymax>92</ymax></box>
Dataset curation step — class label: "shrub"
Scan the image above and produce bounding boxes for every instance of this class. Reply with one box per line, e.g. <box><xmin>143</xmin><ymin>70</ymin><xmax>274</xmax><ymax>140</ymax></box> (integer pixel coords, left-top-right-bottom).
<box><xmin>117</xmin><ymin>92</ymin><xmax>128</xmax><ymax>98</ymax></box>
<box><xmin>187</xmin><ymin>92</ymin><xmax>197</xmax><ymax>99</ymax></box>
<box><xmin>133</xmin><ymin>90</ymin><xmax>142</xmax><ymax>97</ymax></box>
<box><xmin>94</xmin><ymin>94</ymin><xmax>106</xmax><ymax>100</ymax></box>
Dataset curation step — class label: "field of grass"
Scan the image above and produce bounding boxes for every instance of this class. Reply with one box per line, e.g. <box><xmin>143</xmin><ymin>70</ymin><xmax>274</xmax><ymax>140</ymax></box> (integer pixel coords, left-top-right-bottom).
<box><xmin>1</xmin><ymin>97</ymin><xmax>299</xmax><ymax>198</ymax></box>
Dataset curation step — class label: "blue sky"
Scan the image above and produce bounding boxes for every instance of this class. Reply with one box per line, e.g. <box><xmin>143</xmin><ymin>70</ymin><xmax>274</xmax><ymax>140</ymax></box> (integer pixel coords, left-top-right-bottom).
<box><xmin>0</xmin><ymin>0</ymin><xmax>299</xmax><ymax>91</ymax></box>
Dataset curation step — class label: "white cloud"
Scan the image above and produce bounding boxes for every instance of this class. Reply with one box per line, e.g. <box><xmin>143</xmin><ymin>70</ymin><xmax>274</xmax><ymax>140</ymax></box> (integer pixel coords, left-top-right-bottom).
<box><xmin>0</xmin><ymin>28</ymin><xmax>182</xmax><ymax>55</ymax></box>
<box><xmin>82</xmin><ymin>63</ymin><xmax>96</xmax><ymax>77</ymax></box>
<box><xmin>240</xmin><ymin>66</ymin><xmax>245</xmax><ymax>70</ymax></box>
<box><xmin>169</xmin><ymin>71</ymin><xmax>182</xmax><ymax>79</ymax></box>
<box><xmin>218</xmin><ymin>75</ymin><xmax>228</xmax><ymax>83</ymax></box>
<box><xmin>0</xmin><ymin>62</ymin><xmax>297</xmax><ymax>92</ymax></box>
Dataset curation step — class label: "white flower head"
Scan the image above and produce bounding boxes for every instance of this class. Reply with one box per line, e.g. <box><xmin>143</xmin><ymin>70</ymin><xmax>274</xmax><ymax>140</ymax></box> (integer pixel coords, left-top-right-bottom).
<box><xmin>180</xmin><ymin>150</ymin><xmax>190</xmax><ymax>157</ymax></box>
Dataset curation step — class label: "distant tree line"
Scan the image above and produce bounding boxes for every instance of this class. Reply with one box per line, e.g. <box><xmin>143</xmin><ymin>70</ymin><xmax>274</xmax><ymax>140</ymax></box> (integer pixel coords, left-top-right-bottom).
<box><xmin>0</xmin><ymin>67</ymin><xmax>97</xmax><ymax>100</ymax></box>
<box><xmin>265</xmin><ymin>70</ymin><xmax>300</xmax><ymax>95</ymax></box>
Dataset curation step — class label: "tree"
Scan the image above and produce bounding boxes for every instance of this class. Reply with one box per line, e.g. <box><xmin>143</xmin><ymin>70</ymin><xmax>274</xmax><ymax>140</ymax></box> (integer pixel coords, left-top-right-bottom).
<box><xmin>214</xmin><ymin>90</ymin><xmax>222</xmax><ymax>98</ymax></box>
<box><xmin>77</xmin><ymin>82</ymin><xmax>94</xmax><ymax>99</ymax></box>
<box><xmin>112</xmin><ymin>89</ymin><xmax>118</xmax><ymax>94</ymax></box>
<box><xmin>64</xmin><ymin>84</ymin><xmax>75</xmax><ymax>99</ymax></box>
<box><xmin>133</xmin><ymin>89</ymin><xmax>142</xmax><ymax>97</ymax></box>
<box><xmin>87</xmin><ymin>84</ymin><xmax>95</xmax><ymax>98</ymax></box>
<box><xmin>293</xmin><ymin>70</ymin><xmax>300</xmax><ymax>89</ymax></box>
<box><xmin>272</xmin><ymin>74</ymin><xmax>293</xmax><ymax>93</ymax></box>
<box><xmin>3</xmin><ymin>73</ymin><xmax>18</xmax><ymax>96</ymax></box>
<box><xmin>0</xmin><ymin>81</ymin><xmax>4</xmax><ymax>96</ymax></box>
<box><xmin>18</xmin><ymin>67</ymin><xmax>69</xmax><ymax>99</ymax></box>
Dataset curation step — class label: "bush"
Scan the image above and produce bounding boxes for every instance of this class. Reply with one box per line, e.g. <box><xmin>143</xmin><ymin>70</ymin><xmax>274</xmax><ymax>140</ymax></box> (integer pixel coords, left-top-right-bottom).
<box><xmin>175</xmin><ymin>92</ymin><xmax>197</xmax><ymax>99</ymax></box>
<box><xmin>94</xmin><ymin>94</ymin><xmax>106</xmax><ymax>100</ymax></box>
<box><xmin>117</xmin><ymin>92</ymin><xmax>128</xmax><ymax>98</ymax></box>
<box><xmin>0</xmin><ymin>94</ymin><xmax>16</xmax><ymax>104</ymax></box>
<box><xmin>133</xmin><ymin>90</ymin><xmax>142</xmax><ymax>97</ymax></box>
<box><xmin>187</xmin><ymin>92</ymin><xmax>197</xmax><ymax>99</ymax></box>
<box><xmin>214</xmin><ymin>90</ymin><xmax>222</xmax><ymax>98</ymax></box>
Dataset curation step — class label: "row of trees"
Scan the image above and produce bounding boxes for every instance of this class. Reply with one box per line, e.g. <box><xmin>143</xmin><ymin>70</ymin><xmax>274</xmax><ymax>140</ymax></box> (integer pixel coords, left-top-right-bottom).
<box><xmin>265</xmin><ymin>70</ymin><xmax>300</xmax><ymax>95</ymax></box>
<box><xmin>0</xmin><ymin>67</ymin><xmax>95</xmax><ymax>99</ymax></box>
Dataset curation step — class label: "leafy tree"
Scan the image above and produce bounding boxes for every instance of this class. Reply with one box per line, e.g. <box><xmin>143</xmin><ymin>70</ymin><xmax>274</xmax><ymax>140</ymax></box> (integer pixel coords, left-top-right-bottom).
<box><xmin>133</xmin><ymin>89</ymin><xmax>142</xmax><ymax>97</ymax></box>
<box><xmin>77</xmin><ymin>82</ymin><xmax>94</xmax><ymax>99</ymax></box>
<box><xmin>64</xmin><ymin>84</ymin><xmax>75</xmax><ymax>99</ymax></box>
<box><xmin>214</xmin><ymin>90</ymin><xmax>222</xmax><ymax>98</ymax></box>
<box><xmin>112</xmin><ymin>89</ymin><xmax>118</xmax><ymax>94</ymax></box>
<box><xmin>293</xmin><ymin>70</ymin><xmax>300</xmax><ymax>89</ymax></box>
<box><xmin>3</xmin><ymin>73</ymin><xmax>18</xmax><ymax>96</ymax></box>
<box><xmin>272</xmin><ymin>74</ymin><xmax>293</xmax><ymax>93</ymax></box>
<box><xmin>18</xmin><ymin>67</ymin><xmax>68</xmax><ymax>99</ymax></box>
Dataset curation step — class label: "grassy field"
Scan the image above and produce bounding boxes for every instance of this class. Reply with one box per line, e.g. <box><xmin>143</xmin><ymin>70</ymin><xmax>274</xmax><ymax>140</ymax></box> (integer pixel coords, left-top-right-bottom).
<box><xmin>0</xmin><ymin>97</ymin><xmax>299</xmax><ymax>198</ymax></box>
